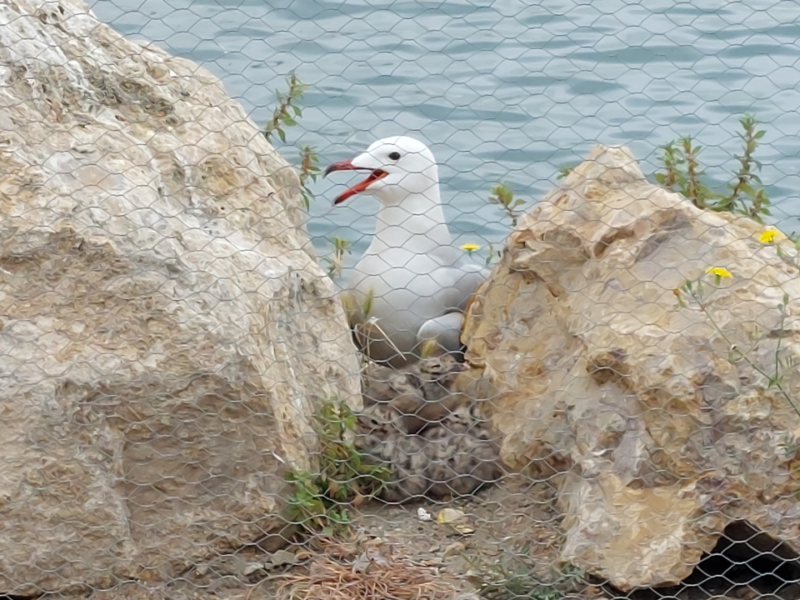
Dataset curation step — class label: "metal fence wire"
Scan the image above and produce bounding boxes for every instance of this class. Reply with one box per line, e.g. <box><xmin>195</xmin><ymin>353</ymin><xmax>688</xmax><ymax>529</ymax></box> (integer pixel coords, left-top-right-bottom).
<box><xmin>4</xmin><ymin>0</ymin><xmax>800</xmax><ymax>599</ymax></box>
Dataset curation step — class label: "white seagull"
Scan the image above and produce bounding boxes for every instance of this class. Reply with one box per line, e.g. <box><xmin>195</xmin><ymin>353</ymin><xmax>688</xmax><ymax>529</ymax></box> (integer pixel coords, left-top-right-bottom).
<box><xmin>325</xmin><ymin>136</ymin><xmax>489</xmax><ymax>367</ymax></box>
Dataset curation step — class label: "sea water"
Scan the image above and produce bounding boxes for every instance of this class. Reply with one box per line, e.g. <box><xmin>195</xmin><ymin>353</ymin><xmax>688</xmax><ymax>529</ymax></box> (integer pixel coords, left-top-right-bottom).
<box><xmin>90</xmin><ymin>0</ymin><xmax>800</xmax><ymax>260</ymax></box>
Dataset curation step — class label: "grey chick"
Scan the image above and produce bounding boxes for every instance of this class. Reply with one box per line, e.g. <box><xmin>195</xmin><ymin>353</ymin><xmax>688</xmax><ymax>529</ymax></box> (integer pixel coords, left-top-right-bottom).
<box><xmin>354</xmin><ymin>392</ymin><xmax>503</xmax><ymax>503</ymax></box>
<box><xmin>420</xmin><ymin>408</ymin><xmax>502</xmax><ymax>500</ymax></box>
<box><xmin>411</xmin><ymin>353</ymin><xmax>469</xmax><ymax>402</ymax></box>
<box><xmin>354</xmin><ymin>416</ymin><xmax>431</xmax><ymax>502</ymax></box>
<box><xmin>362</xmin><ymin>354</ymin><xmax>472</xmax><ymax>434</ymax></box>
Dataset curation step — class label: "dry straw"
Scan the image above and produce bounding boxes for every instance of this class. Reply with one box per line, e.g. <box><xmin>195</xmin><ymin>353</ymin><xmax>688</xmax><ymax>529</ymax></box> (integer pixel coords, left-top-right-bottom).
<box><xmin>277</xmin><ymin>540</ymin><xmax>465</xmax><ymax>600</ymax></box>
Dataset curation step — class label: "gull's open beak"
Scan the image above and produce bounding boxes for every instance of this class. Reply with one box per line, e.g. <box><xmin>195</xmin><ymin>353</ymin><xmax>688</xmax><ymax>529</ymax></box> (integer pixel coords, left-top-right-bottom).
<box><xmin>325</xmin><ymin>158</ymin><xmax>388</xmax><ymax>205</ymax></box>
<box><xmin>324</xmin><ymin>158</ymin><xmax>359</xmax><ymax>176</ymax></box>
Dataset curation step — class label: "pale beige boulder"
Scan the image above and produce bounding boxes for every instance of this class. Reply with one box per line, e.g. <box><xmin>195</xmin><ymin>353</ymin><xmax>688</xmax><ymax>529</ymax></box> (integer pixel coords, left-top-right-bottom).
<box><xmin>463</xmin><ymin>144</ymin><xmax>800</xmax><ymax>590</ymax></box>
<box><xmin>0</xmin><ymin>0</ymin><xmax>360</xmax><ymax>594</ymax></box>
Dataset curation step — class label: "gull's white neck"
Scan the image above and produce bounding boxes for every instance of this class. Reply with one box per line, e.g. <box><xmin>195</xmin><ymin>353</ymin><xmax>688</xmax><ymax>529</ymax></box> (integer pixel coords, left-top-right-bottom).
<box><xmin>366</xmin><ymin>187</ymin><xmax>451</xmax><ymax>256</ymax></box>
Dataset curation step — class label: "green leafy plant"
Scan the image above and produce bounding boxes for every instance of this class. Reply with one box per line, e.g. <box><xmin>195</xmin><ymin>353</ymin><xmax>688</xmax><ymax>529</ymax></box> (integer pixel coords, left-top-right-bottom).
<box><xmin>264</xmin><ymin>71</ymin><xmax>308</xmax><ymax>144</ymax></box>
<box><xmin>684</xmin><ymin>137</ymin><xmax>714</xmax><ymax>209</ymax></box>
<box><xmin>323</xmin><ymin>236</ymin><xmax>351</xmax><ymax>278</ymax></box>
<box><xmin>263</xmin><ymin>72</ymin><xmax>322</xmax><ymax>210</ymax></box>
<box><xmin>361</xmin><ymin>287</ymin><xmax>374</xmax><ymax>318</ymax></box>
<box><xmin>719</xmin><ymin>114</ymin><xmax>768</xmax><ymax>217</ymax></box>
<box><xmin>298</xmin><ymin>144</ymin><xmax>321</xmax><ymax>209</ymax></box>
<box><xmin>485</xmin><ymin>241</ymin><xmax>502</xmax><ymax>267</ymax></box>
<box><xmin>556</xmin><ymin>163</ymin><xmax>577</xmax><ymax>180</ymax></box>
<box><xmin>656</xmin><ymin>139</ymin><xmax>683</xmax><ymax>191</ymax></box>
<box><xmin>654</xmin><ymin>138</ymin><xmax>716</xmax><ymax>209</ymax></box>
<box><xmin>489</xmin><ymin>182</ymin><xmax>526</xmax><ymax>226</ymax></box>
<box><xmin>654</xmin><ymin>114</ymin><xmax>770</xmax><ymax>222</ymax></box>
<box><xmin>285</xmin><ymin>399</ymin><xmax>390</xmax><ymax>536</ymax></box>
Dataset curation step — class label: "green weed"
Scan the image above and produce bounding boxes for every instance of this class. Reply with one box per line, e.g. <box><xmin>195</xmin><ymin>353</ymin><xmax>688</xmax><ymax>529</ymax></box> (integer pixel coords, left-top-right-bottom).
<box><xmin>264</xmin><ymin>71</ymin><xmax>308</xmax><ymax>144</ymax></box>
<box><xmin>323</xmin><ymin>236</ymin><xmax>351</xmax><ymax>279</ymax></box>
<box><xmin>489</xmin><ymin>182</ymin><xmax>526</xmax><ymax>227</ymax></box>
<box><xmin>654</xmin><ymin>114</ymin><xmax>770</xmax><ymax>222</ymax></box>
<box><xmin>285</xmin><ymin>399</ymin><xmax>390</xmax><ymax>536</ymax></box>
<box><xmin>264</xmin><ymin>72</ymin><xmax>321</xmax><ymax>210</ymax></box>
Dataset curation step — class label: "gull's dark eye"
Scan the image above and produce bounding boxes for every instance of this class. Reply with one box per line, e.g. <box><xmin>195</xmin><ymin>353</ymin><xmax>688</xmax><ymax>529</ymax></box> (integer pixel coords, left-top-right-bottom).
<box><xmin>388</xmin><ymin>151</ymin><xmax>401</xmax><ymax>161</ymax></box>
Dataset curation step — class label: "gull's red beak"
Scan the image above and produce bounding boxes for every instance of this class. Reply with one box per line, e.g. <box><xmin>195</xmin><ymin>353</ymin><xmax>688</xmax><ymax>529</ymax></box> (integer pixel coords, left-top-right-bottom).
<box><xmin>325</xmin><ymin>159</ymin><xmax>388</xmax><ymax>205</ymax></box>
<box><xmin>324</xmin><ymin>158</ymin><xmax>359</xmax><ymax>175</ymax></box>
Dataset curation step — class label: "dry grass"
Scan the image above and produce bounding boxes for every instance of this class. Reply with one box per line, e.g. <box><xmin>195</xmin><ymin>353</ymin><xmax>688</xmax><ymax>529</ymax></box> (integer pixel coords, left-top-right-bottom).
<box><xmin>277</xmin><ymin>539</ymin><xmax>466</xmax><ymax>600</ymax></box>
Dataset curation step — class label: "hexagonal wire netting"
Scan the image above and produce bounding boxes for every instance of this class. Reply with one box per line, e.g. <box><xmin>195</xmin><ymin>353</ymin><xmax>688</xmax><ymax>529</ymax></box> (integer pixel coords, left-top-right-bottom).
<box><xmin>10</xmin><ymin>0</ymin><xmax>800</xmax><ymax>598</ymax></box>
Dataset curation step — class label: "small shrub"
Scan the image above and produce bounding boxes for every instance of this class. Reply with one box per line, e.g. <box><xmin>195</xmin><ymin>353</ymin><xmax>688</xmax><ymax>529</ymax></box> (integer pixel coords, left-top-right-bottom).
<box><xmin>654</xmin><ymin>114</ymin><xmax>770</xmax><ymax>222</ymax></box>
<box><xmin>264</xmin><ymin>71</ymin><xmax>308</xmax><ymax>144</ymax></box>
<box><xmin>285</xmin><ymin>399</ymin><xmax>390</xmax><ymax>536</ymax></box>
<box><xmin>489</xmin><ymin>182</ymin><xmax>526</xmax><ymax>227</ymax></box>
<box><xmin>264</xmin><ymin>72</ymin><xmax>321</xmax><ymax>209</ymax></box>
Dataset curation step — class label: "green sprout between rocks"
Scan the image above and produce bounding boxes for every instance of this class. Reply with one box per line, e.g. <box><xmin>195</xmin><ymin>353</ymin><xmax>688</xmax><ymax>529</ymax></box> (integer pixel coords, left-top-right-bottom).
<box><xmin>489</xmin><ymin>182</ymin><xmax>526</xmax><ymax>227</ymax></box>
<box><xmin>655</xmin><ymin>114</ymin><xmax>770</xmax><ymax>222</ymax></box>
<box><xmin>285</xmin><ymin>399</ymin><xmax>390</xmax><ymax>536</ymax></box>
<box><xmin>323</xmin><ymin>236</ymin><xmax>351</xmax><ymax>279</ymax></box>
<box><xmin>485</xmin><ymin>241</ymin><xmax>501</xmax><ymax>267</ymax></box>
<box><xmin>353</xmin><ymin>287</ymin><xmax>374</xmax><ymax>319</ymax></box>
<box><xmin>557</xmin><ymin>163</ymin><xmax>577</xmax><ymax>180</ymax></box>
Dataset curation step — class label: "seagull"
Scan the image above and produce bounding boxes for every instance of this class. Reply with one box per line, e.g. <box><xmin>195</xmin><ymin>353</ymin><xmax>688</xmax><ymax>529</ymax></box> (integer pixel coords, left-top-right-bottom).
<box><xmin>325</xmin><ymin>136</ymin><xmax>489</xmax><ymax>367</ymax></box>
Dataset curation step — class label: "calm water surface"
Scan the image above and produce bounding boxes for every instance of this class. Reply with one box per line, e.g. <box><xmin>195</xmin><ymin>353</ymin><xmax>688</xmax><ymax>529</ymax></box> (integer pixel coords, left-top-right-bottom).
<box><xmin>90</xmin><ymin>0</ymin><xmax>800</xmax><ymax>258</ymax></box>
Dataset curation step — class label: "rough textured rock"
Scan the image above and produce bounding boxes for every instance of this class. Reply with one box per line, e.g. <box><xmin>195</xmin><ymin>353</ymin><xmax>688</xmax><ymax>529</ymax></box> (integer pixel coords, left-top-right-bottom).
<box><xmin>0</xmin><ymin>0</ymin><xmax>360</xmax><ymax>594</ymax></box>
<box><xmin>462</xmin><ymin>144</ymin><xmax>800</xmax><ymax>590</ymax></box>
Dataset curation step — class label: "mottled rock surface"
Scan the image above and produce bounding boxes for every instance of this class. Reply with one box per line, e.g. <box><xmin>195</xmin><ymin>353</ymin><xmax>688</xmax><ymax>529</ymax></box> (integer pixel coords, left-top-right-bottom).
<box><xmin>463</xmin><ymin>145</ymin><xmax>800</xmax><ymax>590</ymax></box>
<box><xmin>0</xmin><ymin>0</ymin><xmax>360</xmax><ymax>594</ymax></box>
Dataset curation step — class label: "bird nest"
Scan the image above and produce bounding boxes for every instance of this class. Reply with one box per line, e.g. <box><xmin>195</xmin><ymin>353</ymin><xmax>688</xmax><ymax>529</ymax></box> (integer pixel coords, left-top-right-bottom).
<box><xmin>277</xmin><ymin>538</ymin><xmax>467</xmax><ymax>600</ymax></box>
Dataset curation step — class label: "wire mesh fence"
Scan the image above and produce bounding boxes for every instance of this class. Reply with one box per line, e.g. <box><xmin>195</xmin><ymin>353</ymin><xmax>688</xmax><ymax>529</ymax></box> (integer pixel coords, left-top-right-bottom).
<box><xmin>4</xmin><ymin>0</ymin><xmax>800</xmax><ymax>599</ymax></box>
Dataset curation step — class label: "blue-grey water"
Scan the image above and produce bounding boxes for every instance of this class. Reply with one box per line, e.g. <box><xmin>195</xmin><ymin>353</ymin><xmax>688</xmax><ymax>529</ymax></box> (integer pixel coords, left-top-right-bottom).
<box><xmin>90</xmin><ymin>0</ymin><xmax>800</xmax><ymax>259</ymax></box>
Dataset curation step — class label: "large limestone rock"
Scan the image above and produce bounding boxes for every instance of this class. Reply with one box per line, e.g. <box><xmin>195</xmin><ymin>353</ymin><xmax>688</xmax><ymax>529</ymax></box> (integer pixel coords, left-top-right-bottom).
<box><xmin>0</xmin><ymin>0</ymin><xmax>360</xmax><ymax>594</ymax></box>
<box><xmin>463</xmin><ymin>145</ymin><xmax>800</xmax><ymax>590</ymax></box>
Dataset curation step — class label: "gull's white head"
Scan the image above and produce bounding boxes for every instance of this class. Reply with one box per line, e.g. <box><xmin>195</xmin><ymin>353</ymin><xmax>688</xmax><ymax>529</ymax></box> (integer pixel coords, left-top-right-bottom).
<box><xmin>325</xmin><ymin>136</ymin><xmax>439</xmax><ymax>205</ymax></box>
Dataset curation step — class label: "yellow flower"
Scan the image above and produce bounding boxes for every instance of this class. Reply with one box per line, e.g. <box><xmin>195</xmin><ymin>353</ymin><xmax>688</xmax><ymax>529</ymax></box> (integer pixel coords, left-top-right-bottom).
<box><xmin>759</xmin><ymin>229</ymin><xmax>777</xmax><ymax>243</ymax></box>
<box><xmin>460</xmin><ymin>243</ymin><xmax>480</xmax><ymax>252</ymax></box>
<box><xmin>705</xmin><ymin>267</ymin><xmax>732</xmax><ymax>279</ymax></box>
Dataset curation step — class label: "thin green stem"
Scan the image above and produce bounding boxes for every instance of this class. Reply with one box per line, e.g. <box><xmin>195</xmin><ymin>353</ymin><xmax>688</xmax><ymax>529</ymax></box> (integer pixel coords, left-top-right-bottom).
<box><xmin>683</xmin><ymin>138</ymin><xmax>704</xmax><ymax>209</ymax></box>
<box><xmin>489</xmin><ymin>183</ymin><xmax>524</xmax><ymax>226</ymax></box>
<box><xmin>775</xmin><ymin>294</ymin><xmax>789</xmax><ymax>386</ymax></box>
<box><xmin>688</xmin><ymin>287</ymin><xmax>800</xmax><ymax>418</ymax></box>
<box><xmin>264</xmin><ymin>71</ymin><xmax>307</xmax><ymax>143</ymax></box>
